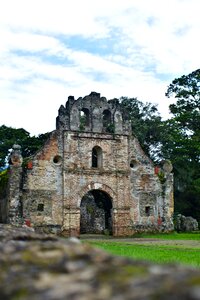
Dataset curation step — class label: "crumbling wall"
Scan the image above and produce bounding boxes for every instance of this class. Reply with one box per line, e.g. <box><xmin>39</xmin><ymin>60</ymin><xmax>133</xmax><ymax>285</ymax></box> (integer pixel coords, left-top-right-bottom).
<box><xmin>6</xmin><ymin>145</ymin><xmax>24</xmax><ymax>225</ymax></box>
<box><xmin>22</xmin><ymin>131</ymin><xmax>63</xmax><ymax>233</ymax></box>
<box><xmin>129</xmin><ymin>138</ymin><xmax>174</xmax><ymax>232</ymax></box>
<box><xmin>56</xmin><ymin>92</ymin><xmax>130</xmax><ymax>134</ymax></box>
<box><xmin>61</xmin><ymin>131</ymin><xmax>132</xmax><ymax>236</ymax></box>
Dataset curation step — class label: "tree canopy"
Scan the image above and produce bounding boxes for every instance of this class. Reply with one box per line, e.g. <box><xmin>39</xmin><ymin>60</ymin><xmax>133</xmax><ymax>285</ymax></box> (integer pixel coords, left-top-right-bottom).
<box><xmin>0</xmin><ymin>125</ymin><xmax>50</xmax><ymax>169</ymax></box>
<box><xmin>165</xmin><ymin>69</ymin><xmax>200</xmax><ymax>222</ymax></box>
<box><xmin>120</xmin><ymin>97</ymin><xmax>163</xmax><ymax>161</ymax></box>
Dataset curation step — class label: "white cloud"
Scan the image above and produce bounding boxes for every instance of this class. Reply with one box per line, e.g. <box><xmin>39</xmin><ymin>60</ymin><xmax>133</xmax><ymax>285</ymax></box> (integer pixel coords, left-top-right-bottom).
<box><xmin>0</xmin><ymin>0</ymin><xmax>200</xmax><ymax>135</ymax></box>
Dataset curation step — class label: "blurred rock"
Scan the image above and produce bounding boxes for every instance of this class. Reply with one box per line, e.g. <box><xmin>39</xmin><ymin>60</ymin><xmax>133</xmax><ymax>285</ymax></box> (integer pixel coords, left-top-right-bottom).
<box><xmin>0</xmin><ymin>224</ymin><xmax>200</xmax><ymax>299</ymax></box>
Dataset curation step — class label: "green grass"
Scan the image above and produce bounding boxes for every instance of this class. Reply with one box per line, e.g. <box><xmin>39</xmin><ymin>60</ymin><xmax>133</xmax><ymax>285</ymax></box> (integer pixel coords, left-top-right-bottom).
<box><xmin>87</xmin><ymin>233</ymin><xmax>200</xmax><ymax>268</ymax></box>
<box><xmin>132</xmin><ymin>232</ymin><xmax>200</xmax><ymax>240</ymax></box>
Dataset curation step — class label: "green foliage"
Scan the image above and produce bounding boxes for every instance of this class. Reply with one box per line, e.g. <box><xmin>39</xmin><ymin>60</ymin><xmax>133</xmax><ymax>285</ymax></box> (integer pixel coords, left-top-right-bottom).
<box><xmin>118</xmin><ymin>74</ymin><xmax>200</xmax><ymax>223</ymax></box>
<box><xmin>157</xmin><ymin>171</ymin><xmax>166</xmax><ymax>184</ymax></box>
<box><xmin>0</xmin><ymin>168</ymin><xmax>9</xmax><ymax>197</ymax></box>
<box><xmin>120</xmin><ymin>97</ymin><xmax>162</xmax><ymax>160</ymax></box>
<box><xmin>79</xmin><ymin>115</ymin><xmax>86</xmax><ymax>131</ymax></box>
<box><xmin>0</xmin><ymin>125</ymin><xmax>50</xmax><ymax>168</ymax></box>
<box><xmin>106</xmin><ymin>123</ymin><xmax>115</xmax><ymax>134</ymax></box>
<box><xmin>165</xmin><ymin>69</ymin><xmax>200</xmax><ymax>223</ymax></box>
<box><xmin>166</xmin><ymin>69</ymin><xmax>200</xmax><ymax>135</ymax></box>
<box><xmin>86</xmin><ymin>204</ymin><xmax>94</xmax><ymax>215</ymax></box>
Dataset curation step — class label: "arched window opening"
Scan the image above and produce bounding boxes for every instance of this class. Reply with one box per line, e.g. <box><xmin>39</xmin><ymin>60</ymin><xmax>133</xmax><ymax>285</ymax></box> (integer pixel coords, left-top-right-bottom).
<box><xmin>103</xmin><ymin>109</ymin><xmax>114</xmax><ymax>133</ymax></box>
<box><xmin>92</xmin><ymin>146</ymin><xmax>102</xmax><ymax>168</ymax></box>
<box><xmin>80</xmin><ymin>108</ymin><xmax>90</xmax><ymax>130</ymax></box>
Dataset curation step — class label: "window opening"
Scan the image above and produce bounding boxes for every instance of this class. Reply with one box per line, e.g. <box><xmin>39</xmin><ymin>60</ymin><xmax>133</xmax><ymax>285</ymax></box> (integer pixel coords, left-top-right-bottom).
<box><xmin>37</xmin><ymin>203</ymin><xmax>44</xmax><ymax>212</ymax></box>
<box><xmin>145</xmin><ymin>206</ymin><xmax>151</xmax><ymax>216</ymax></box>
<box><xmin>80</xmin><ymin>108</ymin><xmax>89</xmax><ymax>129</ymax></box>
<box><xmin>103</xmin><ymin>109</ymin><xmax>113</xmax><ymax>133</ymax></box>
<box><xmin>53</xmin><ymin>155</ymin><xmax>62</xmax><ymax>164</ymax></box>
<box><xmin>92</xmin><ymin>146</ymin><xmax>102</xmax><ymax>168</ymax></box>
<box><xmin>130</xmin><ymin>159</ymin><xmax>139</xmax><ymax>170</ymax></box>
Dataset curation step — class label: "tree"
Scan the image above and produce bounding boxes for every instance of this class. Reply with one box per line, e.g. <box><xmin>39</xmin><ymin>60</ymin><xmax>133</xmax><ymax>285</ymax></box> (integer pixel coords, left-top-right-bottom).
<box><xmin>120</xmin><ymin>97</ymin><xmax>163</xmax><ymax>161</ymax></box>
<box><xmin>166</xmin><ymin>69</ymin><xmax>200</xmax><ymax>134</ymax></box>
<box><xmin>0</xmin><ymin>125</ymin><xmax>50</xmax><ymax>169</ymax></box>
<box><xmin>165</xmin><ymin>69</ymin><xmax>200</xmax><ymax>222</ymax></box>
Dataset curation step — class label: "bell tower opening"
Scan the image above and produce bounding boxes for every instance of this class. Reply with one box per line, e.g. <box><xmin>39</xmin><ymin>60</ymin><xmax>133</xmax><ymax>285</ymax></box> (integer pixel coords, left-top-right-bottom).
<box><xmin>103</xmin><ymin>109</ymin><xmax>113</xmax><ymax>133</ymax></box>
<box><xmin>80</xmin><ymin>108</ymin><xmax>90</xmax><ymax>129</ymax></box>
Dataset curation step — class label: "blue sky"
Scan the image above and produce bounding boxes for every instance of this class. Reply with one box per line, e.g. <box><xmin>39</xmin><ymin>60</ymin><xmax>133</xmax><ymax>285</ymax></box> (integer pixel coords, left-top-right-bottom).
<box><xmin>0</xmin><ymin>0</ymin><xmax>200</xmax><ymax>135</ymax></box>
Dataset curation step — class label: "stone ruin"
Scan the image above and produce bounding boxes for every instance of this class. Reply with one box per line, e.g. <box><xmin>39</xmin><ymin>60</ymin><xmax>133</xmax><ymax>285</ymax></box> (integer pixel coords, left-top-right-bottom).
<box><xmin>1</xmin><ymin>92</ymin><xmax>174</xmax><ymax>236</ymax></box>
<box><xmin>175</xmin><ymin>214</ymin><xmax>199</xmax><ymax>232</ymax></box>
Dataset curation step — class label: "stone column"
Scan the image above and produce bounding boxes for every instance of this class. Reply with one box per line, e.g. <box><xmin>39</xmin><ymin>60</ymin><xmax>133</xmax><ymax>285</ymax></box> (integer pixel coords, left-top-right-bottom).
<box><xmin>112</xmin><ymin>208</ymin><xmax>134</xmax><ymax>236</ymax></box>
<box><xmin>8</xmin><ymin>145</ymin><xmax>23</xmax><ymax>225</ymax></box>
<box><xmin>162</xmin><ymin>160</ymin><xmax>174</xmax><ymax>231</ymax></box>
<box><xmin>62</xmin><ymin>205</ymin><xmax>80</xmax><ymax>237</ymax></box>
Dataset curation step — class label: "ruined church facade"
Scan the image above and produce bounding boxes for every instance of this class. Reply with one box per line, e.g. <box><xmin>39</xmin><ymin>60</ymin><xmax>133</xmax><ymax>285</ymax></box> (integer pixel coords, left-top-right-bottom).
<box><xmin>6</xmin><ymin>92</ymin><xmax>174</xmax><ymax>236</ymax></box>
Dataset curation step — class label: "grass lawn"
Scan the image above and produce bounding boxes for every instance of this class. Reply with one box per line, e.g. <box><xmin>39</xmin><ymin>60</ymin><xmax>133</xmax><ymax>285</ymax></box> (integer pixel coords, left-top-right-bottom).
<box><xmin>132</xmin><ymin>232</ymin><xmax>200</xmax><ymax>240</ymax></box>
<box><xmin>86</xmin><ymin>233</ymin><xmax>200</xmax><ymax>268</ymax></box>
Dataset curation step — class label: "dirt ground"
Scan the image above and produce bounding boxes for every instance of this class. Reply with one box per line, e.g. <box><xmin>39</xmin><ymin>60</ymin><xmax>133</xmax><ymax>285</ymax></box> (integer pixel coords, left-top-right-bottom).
<box><xmin>80</xmin><ymin>235</ymin><xmax>200</xmax><ymax>248</ymax></box>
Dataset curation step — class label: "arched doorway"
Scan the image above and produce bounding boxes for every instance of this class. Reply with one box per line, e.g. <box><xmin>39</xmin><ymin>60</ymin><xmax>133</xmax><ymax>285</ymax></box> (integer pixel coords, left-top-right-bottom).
<box><xmin>80</xmin><ymin>189</ymin><xmax>112</xmax><ymax>235</ymax></box>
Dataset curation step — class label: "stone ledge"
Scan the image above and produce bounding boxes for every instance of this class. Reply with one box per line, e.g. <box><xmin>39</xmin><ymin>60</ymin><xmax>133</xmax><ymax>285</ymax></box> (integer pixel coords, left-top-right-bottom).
<box><xmin>0</xmin><ymin>224</ymin><xmax>200</xmax><ymax>299</ymax></box>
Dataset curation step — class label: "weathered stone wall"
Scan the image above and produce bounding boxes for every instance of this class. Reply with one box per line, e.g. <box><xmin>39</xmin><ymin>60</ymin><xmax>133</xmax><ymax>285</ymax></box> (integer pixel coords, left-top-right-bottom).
<box><xmin>22</xmin><ymin>131</ymin><xmax>63</xmax><ymax>232</ymax></box>
<box><xmin>56</xmin><ymin>92</ymin><xmax>130</xmax><ymax>134</ymax></box>
<box><xmin>61</xmin><ymin>130</ymin><xmax>132</xmax><ymax>236</ymax></box>
<box><xmin>6</xmin><ymin>145</ymin><xmax>24</xmax><ymax>225</ymax></box>
<box><xmin>129</xmin><ymin>138</ymin><xmax>174</xmax><ymax>232</ymax></box>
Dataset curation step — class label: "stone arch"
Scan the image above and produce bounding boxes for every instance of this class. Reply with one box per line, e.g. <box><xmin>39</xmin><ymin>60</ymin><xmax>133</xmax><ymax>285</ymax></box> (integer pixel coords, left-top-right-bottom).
<box><xmin>77</xmin><ymin>182</ymin><xmax>116</xmax><ymax>208</ymax></box>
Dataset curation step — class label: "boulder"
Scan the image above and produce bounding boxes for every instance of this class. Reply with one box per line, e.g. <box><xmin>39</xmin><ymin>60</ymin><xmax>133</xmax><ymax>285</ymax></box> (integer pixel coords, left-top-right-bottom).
<box><xmin>175</xmin><ymin>214</ymin><xmax>199</xmax><ymax>232</ymax></box>
<box><xmin>0</xmin><ymin>224</ymin><xmax>200</xmax><ymax>299</ymax></box>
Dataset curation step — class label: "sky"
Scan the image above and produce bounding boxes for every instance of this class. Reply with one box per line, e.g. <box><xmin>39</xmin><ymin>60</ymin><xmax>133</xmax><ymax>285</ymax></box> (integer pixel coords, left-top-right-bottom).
<box><xmin>0</xmin><ymin>0</ymin><xmax>200</xmax><ymax>136</ymax></box>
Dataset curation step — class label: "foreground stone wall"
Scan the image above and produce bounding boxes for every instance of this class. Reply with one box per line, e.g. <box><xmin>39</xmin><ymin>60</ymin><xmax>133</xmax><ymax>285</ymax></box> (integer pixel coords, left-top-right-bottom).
<box><xmin>0</xmin><ymin>224</ymin><xmax>200</xmax><ymax>300</ymax></box>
